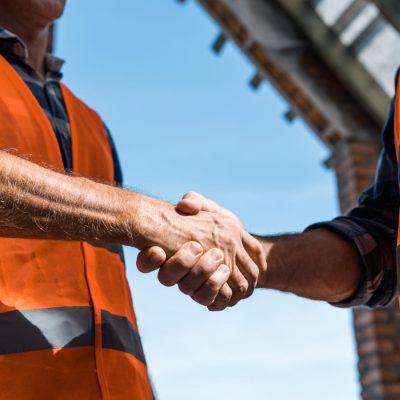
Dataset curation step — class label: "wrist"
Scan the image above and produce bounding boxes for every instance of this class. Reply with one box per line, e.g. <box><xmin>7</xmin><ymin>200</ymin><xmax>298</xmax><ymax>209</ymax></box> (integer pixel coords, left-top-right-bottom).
<box><xmin>254</xmin><ymin>236</ymin><xmax>274</xmax><ymax>289</ymax></box>
<box><xmin>125</xmin><ymin>193</ymin><xmax>182</xmax><ymax>252</ymax></box>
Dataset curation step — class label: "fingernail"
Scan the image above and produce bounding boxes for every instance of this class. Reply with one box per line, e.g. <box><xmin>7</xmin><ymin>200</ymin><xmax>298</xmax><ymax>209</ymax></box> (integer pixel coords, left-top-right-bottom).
<box><xmin>211</xmin><ymin>248</ymin><xmax>223</xmax><ymax>261</ymax></box>
<box><xmin>189</xmin><ymin>242</ymin><xmax>202</xmax><ymax>256</ymax></box>
<box><xmin>219</xmin><ymin>265</ymin><xmax>230</xmax><ymax>274</ymax></box>
<box><xmin>148</xmin><ymin>250</ymin><xmax>160</xmax><ymax>263</ymax></box>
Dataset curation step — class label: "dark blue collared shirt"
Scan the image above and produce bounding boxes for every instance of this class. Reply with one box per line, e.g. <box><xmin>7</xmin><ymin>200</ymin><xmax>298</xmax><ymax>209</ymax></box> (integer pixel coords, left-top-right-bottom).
<box><xmin>0</xmin><ymin>26</ymin><xmax>123</xmax><ymax>185</ymax></box>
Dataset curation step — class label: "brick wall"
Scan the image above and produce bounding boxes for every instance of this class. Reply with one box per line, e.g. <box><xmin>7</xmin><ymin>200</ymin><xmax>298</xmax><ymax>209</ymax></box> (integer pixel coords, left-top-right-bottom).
<box><xmin>355</xmin><ymin>306</ymin><xmax>400</xmax><ymax>399</ymax></box>
<box><xmin>330</xmin><ymin>138</ymin><xmax>400</xmax><ymax>400</ymax></box>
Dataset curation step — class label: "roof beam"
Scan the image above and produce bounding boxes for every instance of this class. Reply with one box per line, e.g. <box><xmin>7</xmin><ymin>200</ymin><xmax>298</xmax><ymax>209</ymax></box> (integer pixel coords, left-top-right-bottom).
<box><xmin>272</xmin><ymin>0</ymin><xmax>389</xmax><ymax>125</ymax></box>
<box><xmin>193</xmin><ymin>0</ymin><xmax>382</xmax><ymax>147</ymax></box>
<box><xmin>371</xmin><ymin>0</ymin><xmax>400</xmax><ymax>32</ymax></box>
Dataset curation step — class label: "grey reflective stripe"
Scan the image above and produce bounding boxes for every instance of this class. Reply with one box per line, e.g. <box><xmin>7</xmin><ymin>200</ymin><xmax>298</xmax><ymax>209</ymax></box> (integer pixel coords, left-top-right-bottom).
<box><xmin>101</xmin><ymin>310</ymin><xmax>146</xmax><ymax>365</ymax></box>
<box><xmin>0</xmin><ymin>307</ymin><xmax>93</xmax><ymax>355</ymax></box>
<box><xmin>0</xmin><ymin>307</ymin><xmax>146</xmax><ymax>364</ymax></box>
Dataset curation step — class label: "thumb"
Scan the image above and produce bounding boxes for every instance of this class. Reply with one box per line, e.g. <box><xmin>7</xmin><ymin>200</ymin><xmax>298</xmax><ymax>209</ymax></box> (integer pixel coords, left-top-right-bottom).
<box><xmin>177</xmin><ymin>191</ymin><xmax>221</xmax><ymax>214</ymax></box>
<box><xmin>137</xmin><ymin>246</ymin><xmax>167</xmax><ymax>273</ymax></box>
<box><xmin>176</xmin><ymin>197</ymin><xmax>203</xmax><ymax>215</ymax></box>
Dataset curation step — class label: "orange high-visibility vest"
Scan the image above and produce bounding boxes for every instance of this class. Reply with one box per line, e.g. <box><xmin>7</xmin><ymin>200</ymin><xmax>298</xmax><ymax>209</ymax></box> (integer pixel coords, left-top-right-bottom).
<box><xmin>395</xmin><ymin>79</ymin><xmax>400</xmax><ymax>255</ymax></box>
<box><xmin>0</xmin><ymin>55</ymin><xmax>154</xmax><ymax>400</ymax></box>
<box><xmin>393</xmin><ymin>78</ymin><xmax>400</xmax><ymax>310</ymax></box>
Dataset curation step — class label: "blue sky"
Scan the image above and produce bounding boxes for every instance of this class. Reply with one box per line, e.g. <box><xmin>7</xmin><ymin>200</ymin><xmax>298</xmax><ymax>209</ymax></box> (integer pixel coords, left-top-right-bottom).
<box><xmin>58</xmin><ymin>1</ymin><xmax>359</xmax><ymax>399</ymax></box>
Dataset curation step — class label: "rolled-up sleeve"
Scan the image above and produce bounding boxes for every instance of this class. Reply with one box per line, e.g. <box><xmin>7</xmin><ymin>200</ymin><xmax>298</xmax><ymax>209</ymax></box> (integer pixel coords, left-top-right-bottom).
<box><xmin>306</xmin><ymin>99</ymin><xmax>398</xmax><ymax>308</ymax></box>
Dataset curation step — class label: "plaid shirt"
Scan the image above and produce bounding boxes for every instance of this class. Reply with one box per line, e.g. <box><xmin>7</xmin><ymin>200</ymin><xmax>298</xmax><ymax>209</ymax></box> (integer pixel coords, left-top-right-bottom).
<box><xmin>308</xmin><ymin>98</ymin><xmax>399</xmax><ymax>308</ymax></box>
<box><xmin>0</xmin><ymin>27</ymin><xmax>123</xmax><ymax>185</ymax></box>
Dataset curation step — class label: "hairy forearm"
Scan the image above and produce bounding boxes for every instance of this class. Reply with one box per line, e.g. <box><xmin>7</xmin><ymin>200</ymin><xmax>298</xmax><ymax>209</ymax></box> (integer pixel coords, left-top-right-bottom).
<box><xmin>255</xmin><ymin>229</ymin><xmax>364</xmax><ymax>303</ymax></box>
<box><xmin>0</xmin><ymin>150</ymin><xmax>174</xmax><ymax>248</ymax></box>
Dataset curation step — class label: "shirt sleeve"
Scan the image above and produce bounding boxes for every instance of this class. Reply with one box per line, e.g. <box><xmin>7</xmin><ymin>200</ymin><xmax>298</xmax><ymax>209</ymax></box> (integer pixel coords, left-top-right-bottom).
<box><xmin>306</xmin><ymin>99</ymin><xmax>399</xmax><ymax>308</ymax></box>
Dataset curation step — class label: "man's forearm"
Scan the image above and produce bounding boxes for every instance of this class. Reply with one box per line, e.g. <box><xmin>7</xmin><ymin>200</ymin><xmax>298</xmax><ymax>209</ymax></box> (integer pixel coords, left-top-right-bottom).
<box><xmin>0</xmin><ymin>150</ymin><xmax>171</xmax><ymax>248</ymax></box>
<box><xmin>255</xmin><ymin>229</ymin><xmax>364</xmax><ymax>303</ymax></box>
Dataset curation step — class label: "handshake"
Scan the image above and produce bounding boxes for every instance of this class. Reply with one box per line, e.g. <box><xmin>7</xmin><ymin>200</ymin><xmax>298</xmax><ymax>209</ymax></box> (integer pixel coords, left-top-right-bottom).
<box><xmin>135</xmin><ymin>192</ymin><xmax>267</xmax><ymax>312</ymax></box>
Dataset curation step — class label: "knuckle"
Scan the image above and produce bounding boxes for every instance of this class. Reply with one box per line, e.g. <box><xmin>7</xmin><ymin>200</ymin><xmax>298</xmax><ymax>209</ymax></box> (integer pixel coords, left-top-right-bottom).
<box><xmin>228</xmin><ymin>296</ymin><xmax>241</xmax><ymax>307</ymax></box>
<box><xmin>203</xmin><ymin>276</ymin><xmax>220</xmax><ymax>291</ymax></box>
<box><xmin>197</xmin><ymin>261</ymin><xmax>218</xmax><ymax>278</ymax></box>
<box><xmin>227</xmin><ymin>286</ymin><xmax>243</xmax><ymax>305</ymax></box>
<box><xmin>244</xmin><ymin>285</ymin><xmax>255</xmax><ymax>299</ymax></box>
<box><xmin>192</xmin><ymin>270</ymin><xmax>209</xmax><ymax>284</ymax></box>
<box><xmin>249</xmin><ymin>269</ymin><xmax>259</xmax><ymax>284</ymax></box>
<box><xmin>216</xmin><ymin>291</ymin><xmax>232</xmax><ymax>304</ymax></box>
<box><xmin>223</xmin><ymin>235</ymin><xmax>234</xmax><ymax>248</ymax></box>
<box><xmin>237</xmin><ymin>281</ymin><xmax>249</xmax><ymax>297</ymax></box>
<box><xmin>175</xmin><ymin>254</ymin><xmax>193</xmax><ymax>271</ymax></box>
<box><xmin>193</xmin><ymin>290</ymin><xmax>213</xmax><ymax>306</ymax></box>
<box><xmin>178</xmin><ymin>281</ymin><xmax>195</xmax><ymax>296</ymax></box>
<box><xmin>157</xmin><ymin>270</ymin><xmax>176</xmax><ymax>287</ymax></box>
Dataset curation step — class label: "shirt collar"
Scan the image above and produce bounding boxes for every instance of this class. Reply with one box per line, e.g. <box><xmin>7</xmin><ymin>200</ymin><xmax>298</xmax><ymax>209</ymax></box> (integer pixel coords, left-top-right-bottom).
<box><xmin>0</xmin><ymin>26</ymin><xmax>65</xmax><ymax>75</ymax></box>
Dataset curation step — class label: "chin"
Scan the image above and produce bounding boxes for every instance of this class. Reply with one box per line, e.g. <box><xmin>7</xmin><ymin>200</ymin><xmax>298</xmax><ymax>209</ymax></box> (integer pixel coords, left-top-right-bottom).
<box><xmin>40</xmin><ymin>0</ymin><xmax>66</xmax><ymax>20</ymax></box>
<box><xmin>20</xmin><ymin>0</ymin><xmax>66</xmax><ymax>22</ymax></box>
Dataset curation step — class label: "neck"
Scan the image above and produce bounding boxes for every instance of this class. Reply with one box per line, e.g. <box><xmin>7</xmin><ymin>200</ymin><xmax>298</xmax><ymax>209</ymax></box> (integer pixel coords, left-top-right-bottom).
<box><xmin>0</xmin><ymin>18</ymin><xmax>50</xmax><ymax>77</ymax></box>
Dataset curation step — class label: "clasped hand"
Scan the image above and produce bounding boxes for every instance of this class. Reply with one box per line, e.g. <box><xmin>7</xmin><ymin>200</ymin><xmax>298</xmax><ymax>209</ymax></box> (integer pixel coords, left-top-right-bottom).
<box><xmin>137</xmin><ymin>193</ymin><xmax>267</xmax><ymax>311</ymax></box>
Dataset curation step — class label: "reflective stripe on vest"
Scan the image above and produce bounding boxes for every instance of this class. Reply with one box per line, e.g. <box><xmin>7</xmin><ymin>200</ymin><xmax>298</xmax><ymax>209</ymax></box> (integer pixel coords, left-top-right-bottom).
<box><xmin>0</xmin><ymin>307</ymin><xmax>146</xmax><ymax>364</ymax></box>
<box><xmin>0</xmin><ymin>55</ymin><xmax>153</xmax><ymax>400</ymax></box>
